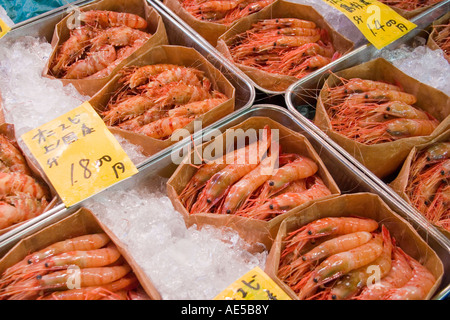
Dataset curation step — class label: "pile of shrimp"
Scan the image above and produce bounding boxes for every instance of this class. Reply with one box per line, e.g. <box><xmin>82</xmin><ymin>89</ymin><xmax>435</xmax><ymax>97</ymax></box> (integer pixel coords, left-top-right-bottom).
<box><xmin>180</xmin><ymin>0</ymin><xmax>275</xmax><ymax>25</ymax></box>
<box><xmin>404</xmin><ymin>142</ymin><xmax>449</xmax><ymax>231</ymax></box>
<box><xmin>50</xmin><ymin>10</ymin><xmax>151</xmax><ymax>80</ymax></box>
<box><xmin>0</xmin><ymin>233</ymin><xmax>150</xmax><ymax>300</ymax></box>
<box><xmin>0</xmin><ymin>134</ymin><xmax>50</xmax><ymax>231</ymax></box>
<box><xmin>179</xmin><ymin>126</ymin><xmax>332</xmax><ymax>221</ymax></box>
<box><xmin>378</xmin><ymin>0</ymin><xmax>443</xmax><ymax>11</ymax></box>
<box><xmin>277</xmin><ymin>217</ymin><xmax>437</xmax><ymax>300</ymax></box>
<box><xmin>101</xmin><ymin>64</ymin><xmax>228</xmax><ymax>140</ymax></box>
<box><xmin>227</xmin><ymin>18</ymin><xmax>341</xmax><ymax>79</ymax></box>
<box><xmin>431</xmin><ymin>20</ymin><xmax>450</xmax><ymax>59</ymax></box>
<box><xmin>324</xmin><ymin>77</ymin><xmax>439</xmax><ymax>145</ymax></box>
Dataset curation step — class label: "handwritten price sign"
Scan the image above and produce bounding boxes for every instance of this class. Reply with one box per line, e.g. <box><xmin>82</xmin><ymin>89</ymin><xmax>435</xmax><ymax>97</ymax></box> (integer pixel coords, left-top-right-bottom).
<box><xmin>21</xmin><ymin>102</ymin><xmax>138</xmax><ymax>207</ymax></box>
<box><xmin>214</xmin><ymin>267</ymin><xmax>292</xmax><ymax>300</ymax></box>
<box><xmin>322</xmin><ymin>0</ymin><xmax>417</xmax><ymax>49</ymax></box>
<box><xmin>0</xmin><ymin>17</ymin><xmax>11</xmax><ymax>39</ymax></box>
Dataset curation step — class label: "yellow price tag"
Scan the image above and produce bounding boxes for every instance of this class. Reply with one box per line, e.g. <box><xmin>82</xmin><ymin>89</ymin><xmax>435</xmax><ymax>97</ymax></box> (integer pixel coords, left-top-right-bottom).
<box><xmin>322</xmin><ymin>0</ymin><xmax>416</xmax><ymax>50</ymax></box>
<box><xmin>21</xmin><ymin>101</ymin><xmax>138</xmax><ymax>207</ymax></box>
<box><xmin>214</xmin><ymin>267</ymin><xmax>292</xmax><ymax>300</ymax></box>
<box><xmin>0</xmin><ymin>17</ymin><xmax>11</xmax><ymax>39</ymax></box>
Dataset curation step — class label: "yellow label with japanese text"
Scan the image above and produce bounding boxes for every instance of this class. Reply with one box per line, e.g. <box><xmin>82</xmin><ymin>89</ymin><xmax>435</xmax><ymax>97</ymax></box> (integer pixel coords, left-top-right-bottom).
<box><xmin>214</xmin><ymin>267</ymin><xmax>292</xmax><ymax>300</ymax></box>
<box><xmin>0</xmin><ymin>17</ymin><xmax>11</xmax><ymax>39</ymax></box>
<box><xmin>21</xmin><ymin>101</ymin><xmax>138</xmax><ymax>207</ymax></box>
<box><xmin>322</xmin><ymin>0</ymin><xmax>416</xmax><ymax>50</ymax></box>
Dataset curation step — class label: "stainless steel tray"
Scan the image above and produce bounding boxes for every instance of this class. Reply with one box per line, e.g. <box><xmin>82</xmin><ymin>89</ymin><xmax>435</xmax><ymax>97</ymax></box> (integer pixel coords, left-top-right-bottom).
<box><xmin>0</xmin><ymin>104</ymin><xmax>448</xmax><ymax>299</ymax></box>
<box><xmin>0</xmin><ymin>0</ymin><xmax>256</xmax><ymax>243</ymax></box>
<box><xmin>285</xmin><ymin>2</ymin><xmax>450</xmax><ymax>246</ymax></box>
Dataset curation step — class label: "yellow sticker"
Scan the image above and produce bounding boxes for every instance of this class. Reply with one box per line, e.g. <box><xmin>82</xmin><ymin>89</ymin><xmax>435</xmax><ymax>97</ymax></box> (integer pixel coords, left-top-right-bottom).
<box><xmin>214</xmin><ymin>267</ymin><xmax>292</xmax><ymax>300</ymax></box>
<box><xmin>21</xmin><ymin>101</ymin><xmax>138</xmax><ymax>207</ymax></box>
<box><xmin>322</xmin><ymin>0</ymin><xmax>417</xmax><ymax>50</ymax></box>
<box><xmin>0</xmin><ymin>17</ymin><xmax>11</xmax><ymax>39</ymax></box>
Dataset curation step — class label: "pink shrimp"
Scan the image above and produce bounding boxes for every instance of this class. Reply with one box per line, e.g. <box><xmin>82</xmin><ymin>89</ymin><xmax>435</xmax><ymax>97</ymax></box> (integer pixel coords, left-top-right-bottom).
<box><xmin>0</xmin><ymin>172</ymin><xmax>48</xmax><ymax>199</ymax></box>
<box><xmin>0</xmin><ymin>194</ymin><xmax>48</xmax><ymax>230</ymax></box>
<box><xmin>63</xmin><ymin>45</ymin><xmax>117</xmax><ymax>79</ymax></box>
<box><xmin>79</xmin><ymin>10</ymin><xmax>148</xmax><ymax>29</ymax></box>
<box><xmin>0</xmin><ymin>134</ymin><xmax>31</xmax><ymax>175</ymax></box>
<box><xmin>137</xmin><ymin>116</ymin><xmax>194</xmax><ymax>139</ymax></box>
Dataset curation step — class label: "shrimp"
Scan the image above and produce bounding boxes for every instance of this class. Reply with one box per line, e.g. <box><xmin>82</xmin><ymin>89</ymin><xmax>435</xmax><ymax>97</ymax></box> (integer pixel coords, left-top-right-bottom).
<box><xmin>168</xmin><ymin>98</ymin><xmax>227</xmax><ymax>118</ymax></box>
<box><xmin>282</xmin><ymin>217</ymin><xmax>379</xmax><ymax>258</ymax></box>
<box><xmin>0</xmin><ymin>194</ymin><xmax>48</xmax><ymax>230</ymax></box>
<box><xmin>278</xmin><ymin>231</ymin><xmax>374</xmax><ymax>287</ymax></box>
<box><xmin>79</xmin><ymin>10</ymin><xmax>148</xmax><ymax>29</ymax></box>
<box><xmin>63</xmin><ymin>45</ymin><xmax>117</xmax><ymax>79</ymax></box>
<box><xmin>219</xmin><ymin>145</ymin><xmax>280</xmax><ymax>215</ymax></box>
<box><xmin>1</xmin><ymin>265</ymin><xmax>131</xmax><ymax>300</ymax></box>
<box><xmin>102</xmin><ymin>95</ymin><xmax>156</xmax><ymax>126</ymax></box>
<box><xmin>51</xmin><ymin>27</ymin><xmax>92</xmax><ymax>76</ymax></box>
<box><xmin>251</xmin><ymin>18</ymin><xmax>317</xmax><ymax>32</ymax></box>
<box><xmin>0</xmin><ymin>134</ymin><xmax>31</xmax><ymax>175</ymax></box>
<box><xmin>238</xmin><ymin>175</ymin><xmax>331</xmax><ymax>220</ymax></box>
<box><xmin>295</xmin><ymin>234</ymin><xmax>383</xmax><ymax>299</ymax></box>
<box><xmin>0</xmin><ymin>243</ymin><xmax>121</xmax><ymax>287</ymax></box>
<box><xmin>117</xmin><ymin>106</ymin><xmax>168</xmax><ymax>132</ymax></box>
<box><xmin>124</xmin><ymin>64</ymin><xmax>180</xmax><ymax>88</ymax></box>
<box><xmin>290</xmin><ymin>55</ymin><xmax>332</xmax><ymax>78</ymax></box>
<box><xmin>259</xmin><ymin>156</ymin><xmax>318</xmax><ymax>198</ymax></box>
<box><xmin>190</xmin><ymin>126</ymin><xmax>272</xmax><ymax>214</ymax></box>
<box><xmin>353</xmin><ymin>101</ymin><xmax>430</xmax><ymax>123</ymax></box>
<box><xmin>150</xmin><ymin>82</ymin><xmax>213</xmax><ymax>107</ymax></box>
<box><xmin>217</xmin><ymin>0</ymin><xmax>275</xmax><ymax>24</ymax></box>
<box><xmin>0</xmin><ymin>172</ymin><xmax>48</xmax><ymax>199</ymax></box>
<box><xmin>344</xmin><ymin>90</ymin><xmax>417</xmax><ymax>106</ymax></box>
<box><xmin>40</xmin><ymin>274</ymin><xmax>139</xmax><ymax>300</ymax></box>
<box><xmin>137</xmin><ymin>116</ymin><xmax>194</xmax><ymax>139</ymax></box>
<box><xmin>329</xmin><ymin>226</ymin><xmax>393</xmax><ymax>300</ymax></box>
<box><xmin>355</xmin><ymin>244</ymin><xmax>412</xmax><ymax>300</ymax></box>
<box><xmin>90</xmin><ymin>26</ymin><xmax>151</xmax><ymax>51</ymax></box>
<box><xmin>187</xmin><ymin>0</ymin><xmax>244</xmax><ymax>14</ymax></box>
<box><xmin>278</xmin><ymin>43</ymin><xmax>336</xmax><ymax>72</ymax></box>
<box><xmin>384</xmin><ymin>248</ymin><xmax>436</xmax><ymax>300</ymax></box>
<box><xmin>143</xmin><ymin>67</ymin><xmax>204</xmax><ymax>93</ymax></box>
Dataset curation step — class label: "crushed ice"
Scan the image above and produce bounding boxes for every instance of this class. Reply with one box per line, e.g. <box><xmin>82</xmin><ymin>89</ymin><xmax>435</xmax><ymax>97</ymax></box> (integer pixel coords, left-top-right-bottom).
<box><xmin>381</xmin><ymin>45</ymin><xmax>450</xmax><ymax>96</ymax></box>
<box><xmin>84</xmin><ymin>175</ymin><xmax>268</xmax><ymax>300</ymax></box>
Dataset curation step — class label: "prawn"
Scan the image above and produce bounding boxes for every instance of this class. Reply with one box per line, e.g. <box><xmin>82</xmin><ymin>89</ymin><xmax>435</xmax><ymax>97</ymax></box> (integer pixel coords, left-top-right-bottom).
<box><xmin>79</xmin><ymin>10</ymin><xmax>148</xmax><ymax>29</ymax></box>
<box><xmin>282</xmin><ymin>217</ymin><xmax>379</xmax><ymax>258</ymax></box>
<box><xmin>0</xmin><ymin>194</ymin><xmax>48</xmax><ymax>230</ymax></box>
<box><xmin>0</xmin><ymin>134</ymin><xmax>31</xmax><ymax>175</ymax></box>
<box><xmin>89</xmin><ymin>26</ymin><xmax>151</xmax><ymax>51</ymax></box>
<box><xmin>0</xmin><ymin>172</ymin><xmax>48</xmax><ymax>199</ymax></box>
<box><xmin>238</xmin><ymin>175</ymin><xmax>331</xmax><ymax>221</ymax></box>
<box><xmin>137</xmin><ymin>116</ymin><xmax>194</xmax><ymax>139</ymax></box>
<box><xmin>384</xmin><ymin>248</ymin><xmax>436</xmax><ymax>300</ymax></box>
<box><xmin>190</xmin><ymin>126</ymin><xmax>272</xmax><ymax>214</ymax></box>
<box><xmin>168</xmin><ymin>98</ymin><xmax>227</xmax><ymax>118</ymax></box>
<box><xmin>63</xmin><ymin>45</ymin><xmax>117</xmax><ymax>79</ymax></box>
<box><xmin>123</xmin><ymin>64</ymin><xmax>180</xmax><ymax>89</ymax></box>
<box><xmin>295</xmin><ymin>234</ymin><xmax>384</xmax><ymax>299</ymax></box>
<box><xmin>102</xmin><ymin>95</ymin><xmax>156</xmax><ymax>126</ymax></box>
<box><xmin>278</xmin><ymin>231</ymin><xmax>374</xmax><ymax>287</ymax></box>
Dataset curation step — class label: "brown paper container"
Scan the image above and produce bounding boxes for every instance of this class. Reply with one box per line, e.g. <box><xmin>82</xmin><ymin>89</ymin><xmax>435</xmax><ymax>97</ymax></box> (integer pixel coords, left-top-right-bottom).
<box><xmin>427</xmin><ymin>12</ymin><xmax>450</xmax><ymax>63</ymax></box>
<box><xmin>43</xmin><ymin>0</ymin><xmax>169</xmax><ymax>97</ymax></box>
<box><xmin>89</xmin><ymin>45</ymin><xmax>236</xmax><ymax>157</ymax></box>
<box><xmin>0</xmin><ymin>207</ymin><xmax>162</xmax><ymax>300</ymax></box>
<box><xmin>167</xmin><ymin>117</ymin><xmax>341</xmax><ymax>244</ymax></box>
<box><xmin>264</xmin><ymin>193</ymin><xmax>444</xmax><ymax>300</ymax></box>
<box><xmin>163</xmin><ymin>0</ymin><xmax>277</xmax><ymax>47</ymax></box>
<box><xmin>216</xmin><ymin>0</ymin><xmax>355</xmax><ymax>92</ymax></box>
<box><xmin>314</xmin><ymin>57</ymin><xmax>450</xmax><ymax>179</ymax></box>
<box><xmin>0</xmin><ymin>123</ymin><xmax>59</xmax><ymax>236</ymax></box>
<box><xmin>389</xmin><ymin>129</ymin><xmax>450</xmax><ymax>238</ymax></box>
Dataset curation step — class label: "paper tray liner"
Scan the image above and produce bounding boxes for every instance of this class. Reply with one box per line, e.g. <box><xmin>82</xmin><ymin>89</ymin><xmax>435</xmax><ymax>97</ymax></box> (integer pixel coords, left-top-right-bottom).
<box><xmin>314</xmin><ymin>57</ymin><xmax>450</xmax><ymax>179</ymax></box>
<box><xmin>264</xmin><ymin>192</ymin><xmax>444</xmax><ymax>300</ymax></box>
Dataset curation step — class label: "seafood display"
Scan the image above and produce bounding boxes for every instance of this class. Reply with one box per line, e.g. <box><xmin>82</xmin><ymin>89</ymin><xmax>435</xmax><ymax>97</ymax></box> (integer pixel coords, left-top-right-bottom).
<box><xmin>277</xmin><ymin>218</ymin><xmax>437</xmax><ymax>300</ymax></box>
<box><xmin>0</xmin><ymin>233</ymin><xmax>149</xmax><ymax>300</ymax></box>
<box><xmin>322</xmin><ymin>77</ymin><xmax>440</xmax><ymax>145</ymax></box>
<box><xmin>0</xmin><ymin>134</ymin><xmax>50</xmax><ymax>231</ymax></box>
<box><xmin>179</xmin><ymin>0</ymin><xmax>275</xmax><ymax>25</ymax></box>
<box><xmin>179</xmin><ymin>125</ymin><xmax>333</xmax><ymax>221</ymax></box>
<box><xmin>100</xmin><ymin>63</ymin><xmax>229</xmax><ymax>139</ymax></box>
<box><xmin>404</xmin><ymin>142</ymin><xmax>450</xmax><ymax>232</ymax></box>
<box><xmin>379</xmin><ymin>0</ymin><xmax>443</xmax><ymax>11</ymax></box>
<box><xmin>50</xmin><ymin>10</ymin><xmax>152</xmax><ymax>79</ymax></box>
<box><xmin>226</xmin><ymin>18</ymin><xmax>341</xmax><ymax>79</ymax></box>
